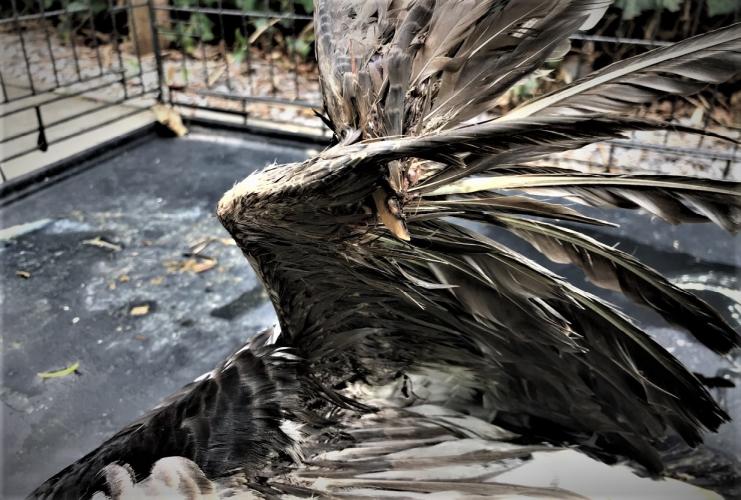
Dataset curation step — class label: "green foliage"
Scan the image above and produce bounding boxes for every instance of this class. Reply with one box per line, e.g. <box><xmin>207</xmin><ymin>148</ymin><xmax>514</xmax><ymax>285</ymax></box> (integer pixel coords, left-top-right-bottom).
<box><xmin>287</xmin><ymin>36</ymin><xmax>311</xmax><ymax>58</ymax></box>
<box><xmin>166</xmin><ymin>20</ymin><xmax>193</xmax><ymax>53</ymax></box>
<box><xmin>126</xmin><ymin>58</ymin><xmax>140</xmax><ymax>74</ymax></box>
<box><xmin>168</xmin><ymin>0</ymin><xmax>316</xmax><ymax>60</ymax></box>
<box><xmin>42</xmin><ymin>0</ymin><xmax>108</xmax><ymax>16</ymax></box>
<box><xmin>7</xmin><ymin>0</ymin><xmax>317</xmax><ymax>61</ymax></box>
<box><xmin>614</xmin><ymin>0</ymin><xmax>738</xmax><ymax>19</ymax></box>
<box><xmin>294</xmin><ymin>0</ymin><xmax>313</xmax><ymax>12</ymax></box>
<box><xmin>193</xmin><ymin>12</ymin><xmax>214</xmax><ymax>42</ymax></box>
<box><xmin>614</xmin><ymin>0</ymin><xmax>682</xmax><ymax>19</ymax></box>
<box><xmin>706</xmin><ymin>0</ymin><xmax>738</xmax><ymax>16</ymax></box>
<box><xmin>233</xmin><ymin>27</ymin><xmax>248</xmax><ymax>63</ymax></box>
<box><xmin>34</xmin><ymin>0</ymin><xmax>110</xmax><ymax>42</ymax></box>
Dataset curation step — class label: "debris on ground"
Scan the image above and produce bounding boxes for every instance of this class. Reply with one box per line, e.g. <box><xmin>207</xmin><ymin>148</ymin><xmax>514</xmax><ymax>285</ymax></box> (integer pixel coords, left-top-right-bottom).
<box><xmin>160</xmin><ymin>237</ymin><xmax>231</xmax><ymax>274</ymax></box>
<box><xmin>129</xmin><ymin>304</ymin><xmax>151</xmax><ymax>317</ymax></box>
<box><xmin>0</xmin><ymin>219</ymin><xmax>53</xmax><ymax>241</ymax></box>
<box><xmin>188</xmin><ymin>236</ymin><xmax>236</xmax><ymax>255</ymax></box>
<box><xmin>82</xmin><ymin>236</ymin><xmax>122</xmax><ymax>252</ymax></box>
<box><xmin>152</xmin><ymin>104</ymin><xmax>189</xmax><ymax>137</ymax></box>
<box><xmin>37</xmin><ymin>362</ymin><xmax>80</xmax><ymax>380</ymax></box>
<box><xmin>165</xmin><ymin>257</ymin><xmax>218</xmax><ymax>274</ymax></box>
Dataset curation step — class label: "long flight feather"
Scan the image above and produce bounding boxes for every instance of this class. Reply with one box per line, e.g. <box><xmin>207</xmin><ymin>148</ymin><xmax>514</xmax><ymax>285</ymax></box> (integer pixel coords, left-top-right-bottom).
<box><xmin>502</xmin><ymin>22</ymin><xmax>741</xmax><ymax>119</ymax></box>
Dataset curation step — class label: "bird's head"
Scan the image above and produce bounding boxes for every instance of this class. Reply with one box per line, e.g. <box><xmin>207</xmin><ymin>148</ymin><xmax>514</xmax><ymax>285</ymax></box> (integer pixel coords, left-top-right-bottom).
<box><xmin>217</xmin><ymin>155</ymin><xmax>384</xmax><ymax>254</ymax></box>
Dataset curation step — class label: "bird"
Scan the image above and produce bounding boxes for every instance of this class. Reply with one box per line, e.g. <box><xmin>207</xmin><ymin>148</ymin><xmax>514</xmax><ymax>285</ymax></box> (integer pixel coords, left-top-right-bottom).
<box><xmin>31</xmin><ymin>1</ymin><xmax>741</xmax><ymax>499</ymax></box>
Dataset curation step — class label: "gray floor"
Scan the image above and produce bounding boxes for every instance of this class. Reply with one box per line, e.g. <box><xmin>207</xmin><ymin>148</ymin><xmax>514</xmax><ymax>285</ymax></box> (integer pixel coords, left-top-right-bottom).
<box><xmin>0</xmin><ymin>129</ymin><xmax>312</xmax><ymax>497</ymax></box>
<box><xmin>1</xmin><ymin>128</ymin><xmax>739</xmax><ymax>498</ymax></box>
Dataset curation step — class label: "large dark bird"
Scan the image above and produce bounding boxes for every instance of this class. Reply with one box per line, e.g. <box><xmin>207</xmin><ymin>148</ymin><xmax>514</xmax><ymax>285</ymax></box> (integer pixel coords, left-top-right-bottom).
<box><xmin>32</xmin><ymin>1</ymin><xmax>741</xmax><ymax>499</ymax></box>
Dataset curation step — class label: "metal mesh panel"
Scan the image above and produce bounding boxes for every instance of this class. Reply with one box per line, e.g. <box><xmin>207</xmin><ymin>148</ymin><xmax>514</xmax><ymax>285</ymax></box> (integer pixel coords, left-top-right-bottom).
<box><xmin>151</xmin><ymin>0</ymin><xmax>323</xmax><ymax>133</ymax></box>
<box><xmin>0</xmin><ymin>0</ymin><xmax>162</xmax><ymax>180</ymax></box>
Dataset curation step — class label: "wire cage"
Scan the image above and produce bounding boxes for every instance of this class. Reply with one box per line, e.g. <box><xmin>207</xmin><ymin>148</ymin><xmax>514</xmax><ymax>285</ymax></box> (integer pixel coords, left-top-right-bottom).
<box><xmin>0</xmin><ymin>0</ymin><xmax>161</xmax><ymax>180</ymax></box>
<box><xmin>1</xmin><ymin>0</ymin><xmax>740</xmax><ymax>184</ymax></box>
<box><xmin>153</xmin><ymin>0</ymin><xmax>321</xmax><ymax>131</ymax></box>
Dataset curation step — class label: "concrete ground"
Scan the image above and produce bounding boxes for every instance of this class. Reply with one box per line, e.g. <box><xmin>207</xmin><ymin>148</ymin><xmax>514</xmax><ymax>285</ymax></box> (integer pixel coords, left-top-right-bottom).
<box><xmin>0</xmin><ymin>127</ymin><xmax>739</xmax><ymax>498</ymax></box>
<box><xmin>0</xmin><ymin>128</ymin><xmax>315</xmax><ymax>497</ymax></box>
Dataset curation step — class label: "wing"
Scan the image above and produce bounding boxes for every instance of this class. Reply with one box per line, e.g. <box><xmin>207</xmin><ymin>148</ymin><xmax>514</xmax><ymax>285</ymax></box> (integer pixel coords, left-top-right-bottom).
<box><xmin>504</xmin><ymin>22</ymin><xmax>741</xmax><ymax>119</ymax></box>
<box><xmin>217</xmin><ymin>19</ymin><xmax>741</xmax><ymax>473</ymax></box>
<box><xmin>314</xmin><ymin>0</ymin><xmax>611</xmax><ymax>138</ymax></box>
<box><xmin>315</xmin><ymin>2</ymin><xmax>739</xmax><ymax>137</ymax></box>
<box><xmin>86</xmin><ymin>404</ymin><xmax>729</xmax><ymax>499</ymax></box>
<box><xmin>29</xmin><ymin>330</ymin><xmax>309</xmax><ymax>499</ymax></box>
<box><xmin>32</xmin><ymin>5</ymin><xmax>741</xmax><ymax>499</ymax></box>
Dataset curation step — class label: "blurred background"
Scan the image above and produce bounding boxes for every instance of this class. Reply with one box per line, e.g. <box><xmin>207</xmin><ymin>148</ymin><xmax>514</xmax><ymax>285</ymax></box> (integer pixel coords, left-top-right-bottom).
<box><xmin>1</xmin><ymin>1</ymin><xmax>740</xmax><ymax>498</ymax></box>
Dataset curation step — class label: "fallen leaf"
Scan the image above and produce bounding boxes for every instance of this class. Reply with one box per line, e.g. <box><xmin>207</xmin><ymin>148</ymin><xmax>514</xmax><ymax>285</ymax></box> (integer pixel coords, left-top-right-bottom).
<box><xmin>163</xmin><ymin>260</ymin><xmax>180</xmax><ymax>273</ymax></box>
<box><xmin>130</xmin><ymin>304</ymin><xmax>150</xmax><ymax>316</ymax></box>
<box><xmin>82</xmin><ymin>236</ymin><xmax>122</xmax><ymax>252</ymax></box>
<box><xmin>152</xmin><ymin>104</ymin><xmax>188</xmax><ymax>137</ymax></box>
<box><xmin>150</xmin><ymin>276</ymin><xmax>164</xmax><ymax>285</ymax></box>
<box><xmin>189</xmin><ymin>236</ymin><xmax>236</xmax><ymax>254</ymax></box>
<box><xmin>190</xmin><ymin>258</ymin><xmax>217</xmax><ymax>273</ymax></box>
<box><xmin>38</xmin><ymin>362</ymin><xmax>80</xmax><ymax>379</ymax></box>
<box><xmin>16</xmin><ymin>270</ymin><xmax>31</xmax><ymax>279</ymax></box>
<box><xmin>249</xmin><ymin>18</ymin><xmax>280</xmax><ymax>44</ymax></box>
<box><xmin>166</xmin><ymin>64</ymin><xmax>177</xmax><ymax>85</ymax></box>
<box><xmin>189</xmin><ymin>237</ymin><xmax>214</xmax><ymax>255</ymax></box>
<box><xmin>118</xmin><ymin>274</ymin><xmax>130</xmax><ymax>283</ymax></box>
<box><xmin>166</xmin><ymin>257</ymin><xmax>218</xmax><ymax>274</ymax></box>
<box><xmin>690</xmin><ymin>105</ymin><xmax>705</xmax><ymax>127</ymax></box>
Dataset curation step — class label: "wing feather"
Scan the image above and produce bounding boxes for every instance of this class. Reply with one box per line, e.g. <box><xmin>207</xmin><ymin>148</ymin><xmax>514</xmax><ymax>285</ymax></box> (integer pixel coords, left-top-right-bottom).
<box><xmin>503</xmin><ymin>22</ymin><xmax>741</xmax><ymax>119</ymax></box>
<box><xmin>494</xmin><ymin>215</ymin><xmax>739</xmax><ymax>353</ymax></box>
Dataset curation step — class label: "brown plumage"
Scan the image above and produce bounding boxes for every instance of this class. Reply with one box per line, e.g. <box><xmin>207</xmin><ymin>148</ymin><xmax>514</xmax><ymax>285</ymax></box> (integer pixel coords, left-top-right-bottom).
<box><xmin>32</xmin><ymin>2</ymin><xmax>741</xmax><ymax>499</ymax></box>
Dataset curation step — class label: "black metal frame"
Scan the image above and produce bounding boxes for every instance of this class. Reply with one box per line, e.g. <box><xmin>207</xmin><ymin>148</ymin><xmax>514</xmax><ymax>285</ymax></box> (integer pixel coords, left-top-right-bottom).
<box><xmin>0</xmin><ymin>0</ymin><xmax>161</xmax><ymax>181</ymax></box>
<box><xmin>151</xmin><ymin>0</ymin><xmax>322</xmax><ymax>133</ymax></box>
<box><xmin>1</xmin><ymin>0</ymin><xmax>739</xmax><ymax>182</ymax></box>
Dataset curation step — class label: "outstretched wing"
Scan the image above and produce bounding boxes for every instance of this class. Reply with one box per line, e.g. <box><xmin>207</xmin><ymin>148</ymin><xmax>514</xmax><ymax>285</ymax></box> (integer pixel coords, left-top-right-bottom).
<box><xmin>314</xmin><ymin>0</ymin><xmax>610</xmax><ymax>138</ymax></box>
<box><xmin>30</xmin><ymin>331</ymin><xmax>307</xmax><ymax>498</ymax></box>
<box><xmin>218</xmin><ymin>15</ymin><xmax>741</xmax><ymax>472</ymax></box>
<box><xmin>315</xmin><ymin>2</ymin><xmax>739</xmax><ymax>138</ymax></box>
<box><xmin>88</xmin><ymin>405</ymin><xmax>729</xmax><ymax>500</ymax></box>
<box><xmin>504</xmin><ymin>22</ymin><xmax>741</xmax><ymax>119</ymax></box>
<box><xmin>32</xmin><ymin>4</ymin><xmax>741</xmax><ymax>498</ymax></box>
